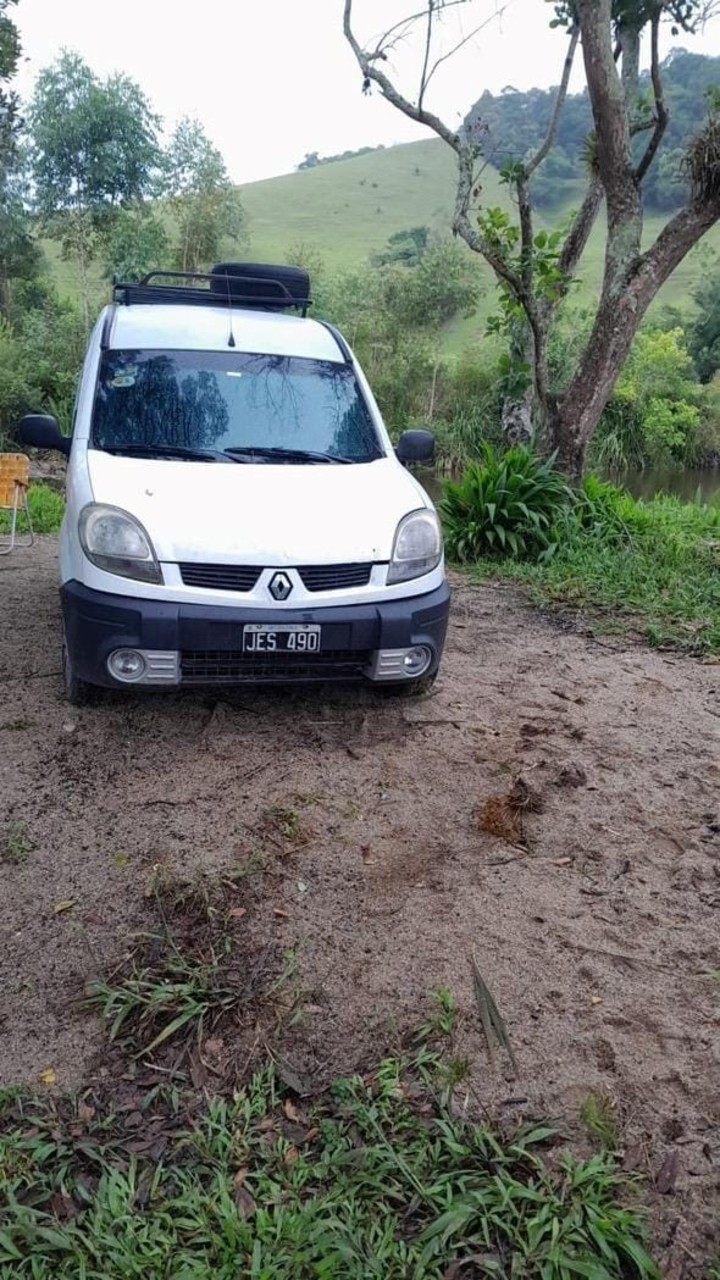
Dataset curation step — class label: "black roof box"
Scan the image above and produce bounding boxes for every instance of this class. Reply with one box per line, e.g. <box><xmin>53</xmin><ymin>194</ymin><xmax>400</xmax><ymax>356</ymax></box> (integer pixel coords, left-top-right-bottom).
<box><xmin>211</xmin><ymin>263</ymin><xmax>310</xmax><ymax>309</ymax></box>
<box><xmin>113</xmin><ymin>263</ymin><xmax>311</xmax><ymax>314</ymax></box>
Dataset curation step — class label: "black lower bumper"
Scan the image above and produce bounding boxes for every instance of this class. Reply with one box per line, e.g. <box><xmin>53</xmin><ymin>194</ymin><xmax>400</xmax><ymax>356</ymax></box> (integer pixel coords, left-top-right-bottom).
<box><xmin>61</xmin><ymin>580</ymin><xmax>451</xmax><ymax>688</ymax></box>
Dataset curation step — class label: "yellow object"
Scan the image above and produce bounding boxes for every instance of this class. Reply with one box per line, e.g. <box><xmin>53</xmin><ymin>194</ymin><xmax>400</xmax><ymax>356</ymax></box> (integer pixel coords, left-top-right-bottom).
<box><xmin>0</xmin><ymin>453</ymin><xmax>34</xmax><ymax>554</ymax></box>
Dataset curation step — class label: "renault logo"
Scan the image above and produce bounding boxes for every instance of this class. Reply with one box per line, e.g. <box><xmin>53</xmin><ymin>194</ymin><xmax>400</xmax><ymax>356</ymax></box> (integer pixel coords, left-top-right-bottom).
<box><xmin>269</xmin><ymin>571</ymin><xmax>293</xmax><ymax>601</ymax></box>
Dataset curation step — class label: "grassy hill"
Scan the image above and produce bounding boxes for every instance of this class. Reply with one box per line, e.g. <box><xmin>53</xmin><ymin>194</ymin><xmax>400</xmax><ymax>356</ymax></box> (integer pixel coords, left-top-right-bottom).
<box><xmin>45</xmin><ymin>136</ymin><xmax>719</xmax><ymax>354</ymax></box>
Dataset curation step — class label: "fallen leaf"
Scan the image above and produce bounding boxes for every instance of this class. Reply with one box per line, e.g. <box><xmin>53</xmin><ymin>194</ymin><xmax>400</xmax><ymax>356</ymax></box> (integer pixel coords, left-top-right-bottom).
<box><xmin>233</xmin><ymin>1169</ymin><xmax>256</xmax><ymax>1216</ymax></box>
<box><xmin>590</xmin><ymin>995</ymin><xmax>603</xmax><ymax>1006</ymax></box>
<box><xmin>274</xmin><ymin>1059</ymin><xmax>309</xmax><ymax>1096</ymax></box>
<box><xmin>53</xmin><ymin>899</ymin><xmax>76</xmax><ymax>914</ymax></box>
<box><xmin>285</xmin><ymin>1146</ymin><xmax>300</xmax><ymax>1165</ymax></box>
<box><xmin>50</xmin><ymin>1191</ymin><xmax>76</xmax><ymax>1219</ymax></box>
<box><xmin>553</xmin><ymin>857</ymin><xmax>573</xmax><ymax>866</ymax></box>
<box><xmin>39</xmin><ymin>1068</ymin><xmax>57</xmax><ymax>1086</ymax></box>
<box><xmin>655</xmin><ymin>1149</ymin><xmax>679</xmax><ymax>1194</ymax></box>
<box><xmin>114</xmin><ymin>853</ymin><xmax>129</xmax><ymax>869</ymax></box>
<box><xmin>273</xmin><ymin>906</ymin><xmax>289</xmax><ymax>918</ymax></box>
<box><xmin>283</xmin><ymin>1099</ymin><xmax>300</xmax><ymax>1122</ymax></box>
<box><xmin>303</xmin><ymin>1127</ymin><xmax>320</xmax><ymax>1142</ymax></box>
<box><xmin>229</xmin><ymin>906</ymin><xmax>247</xmax><ymax>919</ymax></box>
<box><xmin>78</xmin><ymin>1104</ymin><xmax>96</xmax><ymax>1123</ymax></box>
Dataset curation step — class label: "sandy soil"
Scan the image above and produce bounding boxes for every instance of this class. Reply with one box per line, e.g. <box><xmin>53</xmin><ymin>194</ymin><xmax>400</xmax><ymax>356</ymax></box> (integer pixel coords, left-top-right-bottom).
<box><xmin>1</xmin><ymin>538</ymin><xmax>719</xmax><ymax>1273</ymax></box>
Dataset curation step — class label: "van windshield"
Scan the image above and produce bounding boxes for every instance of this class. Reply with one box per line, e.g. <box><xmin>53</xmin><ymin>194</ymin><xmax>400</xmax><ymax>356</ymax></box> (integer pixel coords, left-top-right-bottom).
<box><xmin>91</xmin><ymin>350</ymin><xmax>385</xmax><ymax>464</ymax></box>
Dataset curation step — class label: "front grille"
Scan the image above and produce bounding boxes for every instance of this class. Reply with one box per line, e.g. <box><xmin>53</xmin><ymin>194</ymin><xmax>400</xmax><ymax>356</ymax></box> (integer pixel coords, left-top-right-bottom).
<box><xmin>179</xmin><ymin>563</ymin><xmax>262</xmax><ymax>592</ymax></box>
<box><xmin>181</xmin><ymin>649</ymin><xmax>371</xmax><ymax>685</ymax></box>
<box><xmin>298</xmin><ymin>563</ymin><xmax>372</xmax><ymax>591</ymax></box>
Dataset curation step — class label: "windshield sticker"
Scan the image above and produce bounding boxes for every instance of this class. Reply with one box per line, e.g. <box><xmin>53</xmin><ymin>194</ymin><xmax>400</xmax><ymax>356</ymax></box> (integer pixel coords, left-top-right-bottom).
<box><xmin>110</xmin><ymin>373</ymin><xmax>137</xmax><ymax>388</ymax></box>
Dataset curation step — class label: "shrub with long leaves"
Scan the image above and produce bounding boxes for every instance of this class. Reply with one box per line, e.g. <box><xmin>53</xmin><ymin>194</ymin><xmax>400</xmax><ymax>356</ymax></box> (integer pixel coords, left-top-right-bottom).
<box><xmin>440</xmin><ymin>443</ymin><xmax>573</xmax><ymax>563</ymax></box>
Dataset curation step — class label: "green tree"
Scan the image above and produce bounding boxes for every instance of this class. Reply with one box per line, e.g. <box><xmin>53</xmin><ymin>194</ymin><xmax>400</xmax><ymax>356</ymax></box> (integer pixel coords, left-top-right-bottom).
<box><xmin>28</xmin><ymin>51</ymin><xmax>161</xmax><ymax>326</ymax></box>
<box><xmin>102</xmin><ymin>206</ymin><xmax>169</xmax><ymax>283</ymax></box>
<box><xmin>344</xmin><ymin>0</ymin><xmax>720</xmax><ymax>475</ymax></box>
<box><xmin>163</xmin><ymin>117</ymin><xmax>245</xmax><ymax>273</ymax></box>
<box><xmin>0</xmin><ymin>1</ymin><xmax>39</xmax><ymax>312</ymax></box>
<box><xmin>688</xmin><ymin>257</ymin><xmax>720</xmax><ymax>381</ymax></box>
<box><xmin>0</xmin><ymin>0</ymin><xmax>20</xmax><ymax>167</ymax></box>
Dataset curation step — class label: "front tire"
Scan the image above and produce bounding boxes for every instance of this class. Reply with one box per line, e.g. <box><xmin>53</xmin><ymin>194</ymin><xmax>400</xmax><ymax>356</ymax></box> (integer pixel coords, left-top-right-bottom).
<box><xmin>62</xmin><ymin>634</ymin><xmax>97</xmax><ymax>706</ymax></box>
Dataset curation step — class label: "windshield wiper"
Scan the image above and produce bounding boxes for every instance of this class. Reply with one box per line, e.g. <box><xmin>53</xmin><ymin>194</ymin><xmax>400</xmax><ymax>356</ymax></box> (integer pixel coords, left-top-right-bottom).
<box><xmin>94</xmin><ymin>444</ymin><xmax>240</xmax><ymax>463</ymax></box>
<box><xmin>223</xmin><ymin>446</ymin><xmax>354</xmax><ymax>465</ymax></box>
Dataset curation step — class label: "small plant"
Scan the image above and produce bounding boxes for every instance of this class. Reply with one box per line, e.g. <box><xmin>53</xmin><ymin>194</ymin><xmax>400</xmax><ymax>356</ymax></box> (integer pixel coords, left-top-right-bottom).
<box><xmin>84</xmin><ymin>878</ymin><xmax>276</xmax><ymax>1060</ymax></box>
<box><xmin>1</xmin><ymin>822</ymin><xmax>34</xmax><ymax>865</ymax></box>
<box><xmin>418</xmin><ymin>987</ymin><xmax>458</xmax><ymax>1041</ymax></box>
<box><xmin>260</xmin><ymin>803</ymin><xmax>313</xmax><ymax>848</ymax></box>
<box><xmin>440</xmin><ymin>443</ymin><xmax>572</xmax><ymax>563</ymax></box>
<box><xmin>581</xmin><ymin>1090</ymin><xmax>621</xmax><ymax>1152</ymax></box>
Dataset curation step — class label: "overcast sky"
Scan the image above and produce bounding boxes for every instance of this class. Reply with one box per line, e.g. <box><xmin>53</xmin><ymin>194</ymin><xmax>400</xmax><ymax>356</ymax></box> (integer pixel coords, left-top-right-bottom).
<box><xmin>13</xmin><ymin>0</ymin><xmax>720</xmax><ymax>184</ymax></box>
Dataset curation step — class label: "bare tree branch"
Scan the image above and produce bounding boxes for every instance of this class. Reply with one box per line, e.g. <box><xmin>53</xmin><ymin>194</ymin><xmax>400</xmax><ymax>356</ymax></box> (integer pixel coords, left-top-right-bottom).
<box><xmin>525</xmin><ymin>27</ymin><xmax>580</xmax><ymax>179</ymax></box>
<box><xmin>344</xmin><ymin>0</ymin><xmax>528</xmax><ymax>301</ymax></box>
<box><xmin>637</xmin><ymin>193</ymin><xmax>720</xmax><ymax>300</ymax></box>
<box><xmin>417</xmin><ymin>0</ymin><xmax>435</xmax><ymax>113</ymax></box>
<box><xmin>369</xmin><ymin>0</ymin><xmax>475</xmax><ymax>61</ymax></box>
<box><xmin>343</xmin><ymin>0</ymin><xmax>459</xmax><ymax>147</ymax></box>
<box><xmin>577</xmin><ymin>0</ymin><xmax>637</xmax><ymax>225</ymax></box>
<box><xmin>423</xmin><ymin>11</ymin><xmax>503</xmax><ymax>97</ymax></box>
<box><xmin>634</xmin><ymin>10</ymin><xmax>669</xmax><ymax>184</ymax></box>
<box><xmin>558</xmin><ymin>176</ymin><xmax>604</xmax><ymax>281</ymax></box>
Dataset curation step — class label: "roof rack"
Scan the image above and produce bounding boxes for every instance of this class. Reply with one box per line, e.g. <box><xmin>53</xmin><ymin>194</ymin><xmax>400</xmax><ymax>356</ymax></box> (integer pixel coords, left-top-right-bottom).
<box><xmin>112</xmin><ymin>267</ymin><xmax>312</xmax><ymax>317</ymax></box>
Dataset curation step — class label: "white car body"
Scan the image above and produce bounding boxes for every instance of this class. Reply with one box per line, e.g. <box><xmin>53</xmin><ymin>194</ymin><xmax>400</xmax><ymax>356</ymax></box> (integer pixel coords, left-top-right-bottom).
<box><xmin>27</xmin><ymin>269</ymin><xmax>451</xmax><ymax>698</ymax></box>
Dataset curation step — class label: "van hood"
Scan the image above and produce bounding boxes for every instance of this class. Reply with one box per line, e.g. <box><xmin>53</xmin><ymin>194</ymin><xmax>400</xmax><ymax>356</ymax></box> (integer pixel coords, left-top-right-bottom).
<box><xmin>86</xmin><ymin>451</ymin><xmax>430</xmax><ymax>564</ymax></box>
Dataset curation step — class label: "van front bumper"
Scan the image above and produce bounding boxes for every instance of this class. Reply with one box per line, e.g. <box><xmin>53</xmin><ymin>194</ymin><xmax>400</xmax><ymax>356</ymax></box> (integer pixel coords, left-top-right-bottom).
<box><xmin>61</xmin><ymin>580</ymin><xmax>451</xmax><ymax>688</ymax></box>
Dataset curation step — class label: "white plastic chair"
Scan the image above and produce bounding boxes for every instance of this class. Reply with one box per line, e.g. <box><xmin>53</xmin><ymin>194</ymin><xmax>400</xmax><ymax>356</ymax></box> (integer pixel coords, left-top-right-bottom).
<box><xmin>0</xmin><ymin>454</ymin><xmax>34</xmax><ymax>555</ymax></box>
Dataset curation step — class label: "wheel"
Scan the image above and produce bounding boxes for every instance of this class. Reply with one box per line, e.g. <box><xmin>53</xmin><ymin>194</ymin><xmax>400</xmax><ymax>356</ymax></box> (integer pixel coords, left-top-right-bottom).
<box><xmin>62</xmin><ymin>634</ymin><xmax>97</xmax><ymax>706</ymax></box>
<box><xmin>373</xmin><ymin>672</ymin><xmax>438</xmax><ymax>698</ymax></box>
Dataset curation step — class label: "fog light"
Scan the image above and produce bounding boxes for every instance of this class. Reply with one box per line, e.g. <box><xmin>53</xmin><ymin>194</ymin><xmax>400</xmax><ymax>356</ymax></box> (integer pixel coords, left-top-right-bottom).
<box><xmin>403</xmin><ymin>645</ymin><xmax>432</xmax><ymax>677</ymax></box>
<box><xmin>108</xmin><ymin>648</ymin><xmax>146</xmax><ymax>682</ymax></box>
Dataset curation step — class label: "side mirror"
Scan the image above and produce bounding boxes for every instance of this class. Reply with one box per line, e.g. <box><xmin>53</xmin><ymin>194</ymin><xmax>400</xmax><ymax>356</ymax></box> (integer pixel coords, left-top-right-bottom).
<box><xmin>396</xmin><ymin>428</ymin><xmax>436</xmax><ymax>466</ymax></box>
<box><xmin>19</xmin><ymin>414</ymin><xmax>71</xmax><ymax>458</ymax></box>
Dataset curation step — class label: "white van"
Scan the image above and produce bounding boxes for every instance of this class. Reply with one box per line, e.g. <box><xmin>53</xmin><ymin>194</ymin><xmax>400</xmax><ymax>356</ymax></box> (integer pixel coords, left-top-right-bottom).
<box><xmin>20</xmin><ymin>263</ymin><xmax>450</xmax><ymax>704</ymax></box>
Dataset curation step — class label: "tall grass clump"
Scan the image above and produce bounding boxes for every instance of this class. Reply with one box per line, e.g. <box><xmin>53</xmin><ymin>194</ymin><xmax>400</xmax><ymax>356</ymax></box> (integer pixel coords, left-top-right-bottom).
<box><xmin>440</xmin><ymin>443</ymin><xmax>572</xmax><ymax>563</ymax></box>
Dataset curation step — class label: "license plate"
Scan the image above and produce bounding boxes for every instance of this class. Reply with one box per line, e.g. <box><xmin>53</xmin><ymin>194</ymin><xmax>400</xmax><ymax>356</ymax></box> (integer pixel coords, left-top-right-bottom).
<box><xmin>242</xmin><ymin>624</ymin><xmax>321</xmax><ymax>653</ymax></box>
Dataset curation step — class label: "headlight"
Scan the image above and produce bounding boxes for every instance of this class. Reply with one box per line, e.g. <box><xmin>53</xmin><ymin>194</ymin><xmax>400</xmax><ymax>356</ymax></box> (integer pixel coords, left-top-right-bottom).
<box><xmin>387</xmin><ymin>509</ymin><xmax>442</xmax><ymax>584</ymax></box>
<box><xmin>79</xmin><ymin>504</ymin><xmax>161</xmax><ymax>583</ymax></box>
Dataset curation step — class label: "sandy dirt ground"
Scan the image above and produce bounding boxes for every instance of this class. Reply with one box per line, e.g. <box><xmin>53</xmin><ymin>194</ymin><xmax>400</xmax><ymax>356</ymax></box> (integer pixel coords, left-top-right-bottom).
<box><xmin>1</xmin><ymin>538</ymin><xmax>719</xmax><ymax>1273</ymax></box>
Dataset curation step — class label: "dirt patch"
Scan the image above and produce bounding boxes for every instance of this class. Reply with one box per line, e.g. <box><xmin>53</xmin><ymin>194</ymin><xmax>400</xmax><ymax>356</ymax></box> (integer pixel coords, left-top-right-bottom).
<box><xmin>1</xmin><ymin>538</ymin><xmax>719</xmax><ymax>1271</ymax></box>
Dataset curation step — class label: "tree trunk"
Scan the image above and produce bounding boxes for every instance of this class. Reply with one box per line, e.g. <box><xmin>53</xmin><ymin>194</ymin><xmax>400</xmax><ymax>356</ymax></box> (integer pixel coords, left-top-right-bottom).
<box><xmin>555</xmin><ymin>193</ymin><xmax>720</xmax><ymax>475</ymax></box>
<box><xmin>76</xmin><ymin>225</ymin><xmax>90</xmax><ymax>335</ymax></box>
<box><xmin>500</xmin><ymin>317</ymin><xmax>535</xmax><ymax>445</ymax></box>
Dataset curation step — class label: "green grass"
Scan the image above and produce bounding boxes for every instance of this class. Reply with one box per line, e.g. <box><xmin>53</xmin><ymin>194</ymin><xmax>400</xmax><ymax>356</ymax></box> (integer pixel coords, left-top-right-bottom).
<box><xmin>41</xmin><ymin>138</ymin><xmax>720</xmax><ymax>355</ymax></box>
<box><xmin>0</xmin><ymin>822</ymin><xmax>34</xmax><ymax>866</ymax></box>
<box><xmin>581</xmin><ymin>1092</ymin><xmax>621</xmax><ymax>1154</ymax></box>
<box><xmin>467</xmin><ymin>491</ymin><xmax>720</xmax><ymax>655</ymax></box>
<box><xmin>0</xmin><ymin>1047</ymin><xmax>660</xmax><ymax>1279</ymax></box>
<box><xmin>85</xmin><ymin>876</ymin><xmax>280</xmax><ymax>1061</ymax></box>
<box><xmin>0</xmin><ymin>484</ymin><xmax>64</xmax><ymax>537</ymax></box>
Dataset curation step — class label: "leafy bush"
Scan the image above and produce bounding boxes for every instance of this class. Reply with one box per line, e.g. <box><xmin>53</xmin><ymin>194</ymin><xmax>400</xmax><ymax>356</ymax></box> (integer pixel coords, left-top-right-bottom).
<box><xmin>441</xmin><ymin>444</ymin><xmax>573</xmax><ymax>562</ymax></box>
<box><xmin>590</xmin><ymin>328</ymin><xmax>703</xmax><ymax>470</ymax></box>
